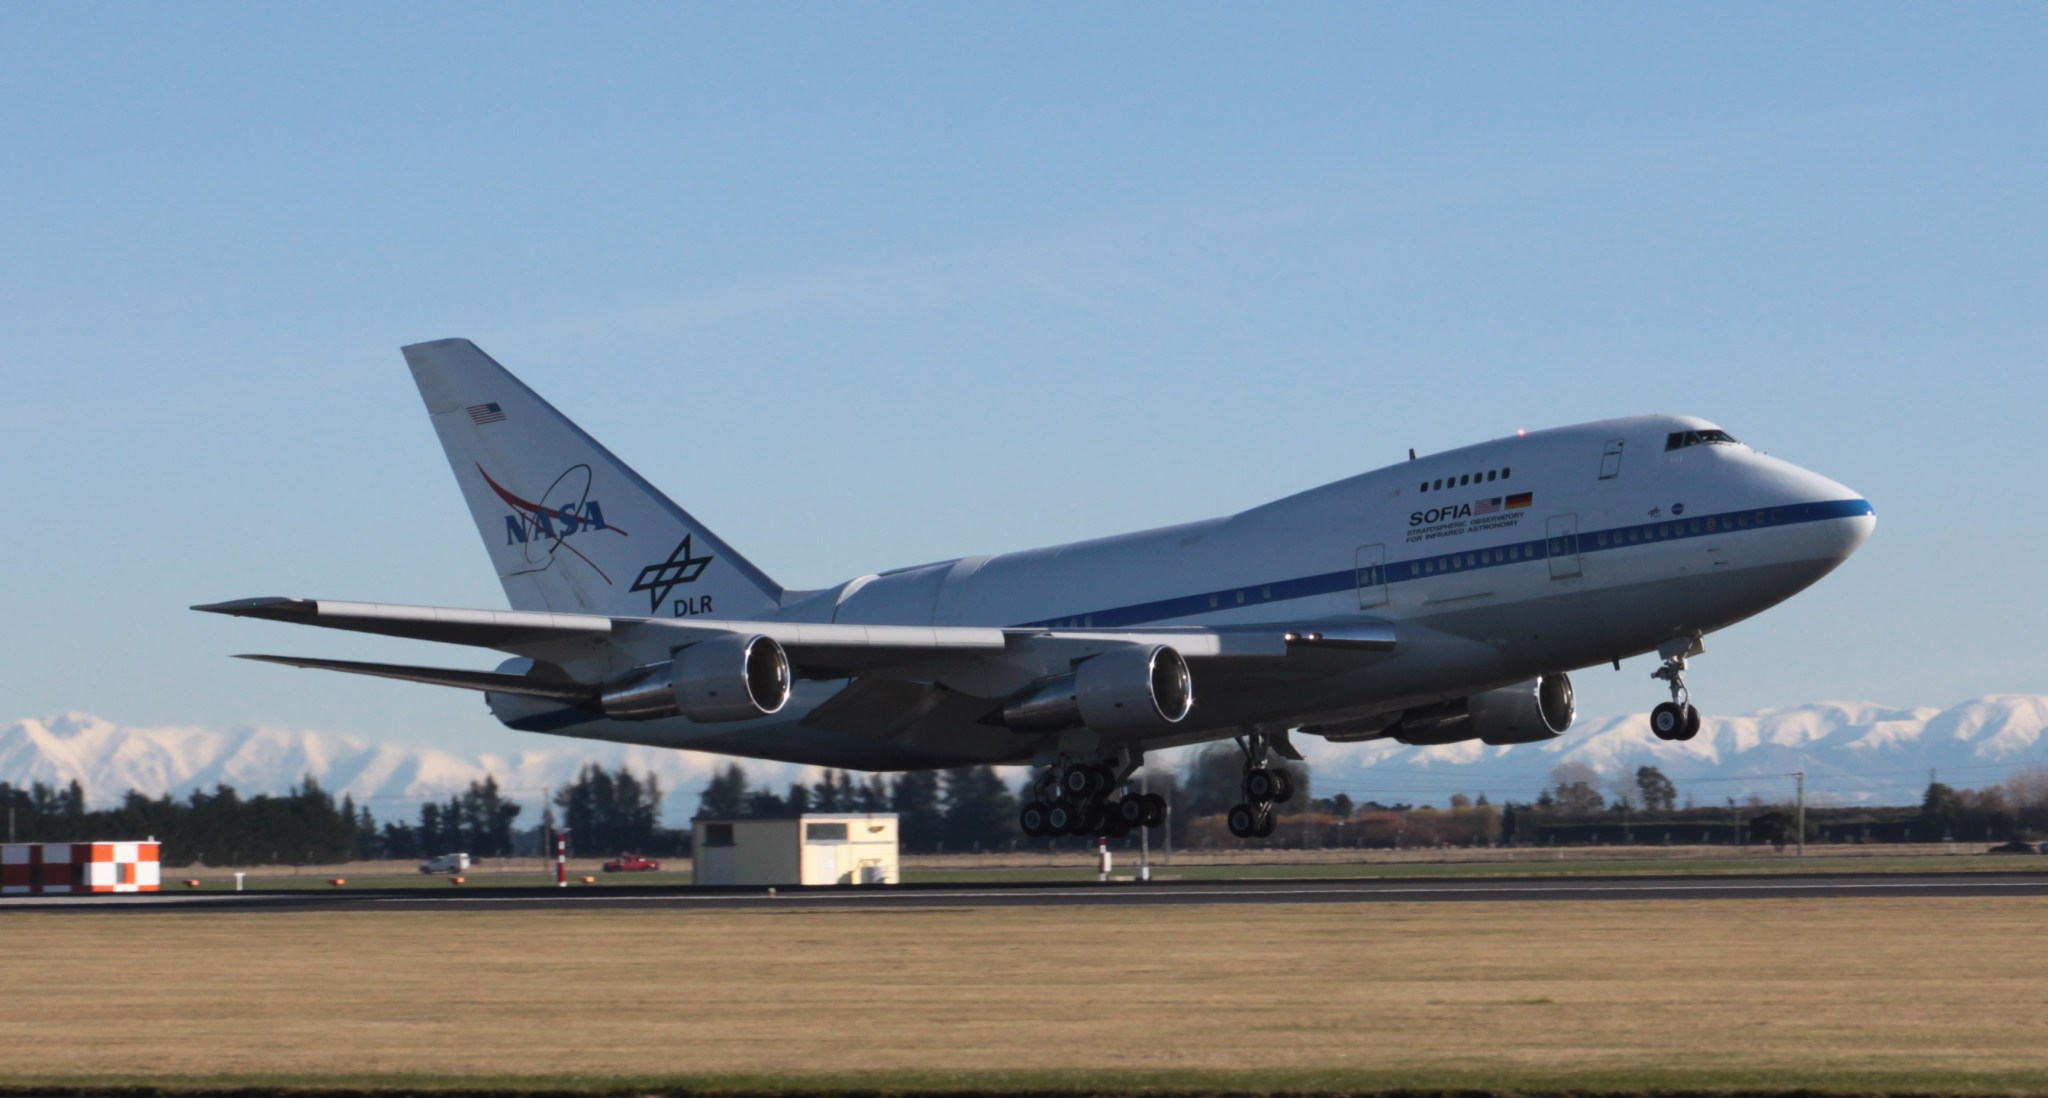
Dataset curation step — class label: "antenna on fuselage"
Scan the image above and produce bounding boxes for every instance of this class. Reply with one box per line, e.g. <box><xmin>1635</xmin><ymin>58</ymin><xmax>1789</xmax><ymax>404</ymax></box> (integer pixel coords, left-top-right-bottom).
<box><xmin>1408</xmin><ymin>448</ymin><xmax>1416</xmax><ymax>460</ymax></box>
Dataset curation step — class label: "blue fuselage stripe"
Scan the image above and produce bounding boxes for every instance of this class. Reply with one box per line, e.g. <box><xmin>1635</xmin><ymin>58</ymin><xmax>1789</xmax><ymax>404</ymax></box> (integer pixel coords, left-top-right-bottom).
<box><xmin>1016</xmin><ymin>498</ymin><xmax>1875</xmax><ymax>629</ymax></box>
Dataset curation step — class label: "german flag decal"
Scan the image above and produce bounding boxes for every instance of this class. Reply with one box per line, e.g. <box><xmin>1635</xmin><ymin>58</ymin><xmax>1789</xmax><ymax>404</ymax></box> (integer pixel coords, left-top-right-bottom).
<box><xmin>1505</xmin><ymin>492</ymin><xmax>1534</xmax><ymax>509</ymax></box>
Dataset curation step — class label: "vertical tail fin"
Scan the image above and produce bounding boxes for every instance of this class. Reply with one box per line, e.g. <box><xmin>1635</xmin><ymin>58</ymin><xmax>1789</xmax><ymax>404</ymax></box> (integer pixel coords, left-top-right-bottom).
<box><xmin>402</xmin><ymin>338</ymin><xmax>783</xmax><ymax>620</ymax></box>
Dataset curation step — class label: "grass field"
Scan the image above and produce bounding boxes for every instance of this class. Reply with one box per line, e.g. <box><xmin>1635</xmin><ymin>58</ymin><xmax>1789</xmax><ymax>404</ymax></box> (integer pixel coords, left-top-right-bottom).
<box><xmin>5</xmin><ymin>897</ymin><xmax>2046</xmax><ymax>1094</ymax></box>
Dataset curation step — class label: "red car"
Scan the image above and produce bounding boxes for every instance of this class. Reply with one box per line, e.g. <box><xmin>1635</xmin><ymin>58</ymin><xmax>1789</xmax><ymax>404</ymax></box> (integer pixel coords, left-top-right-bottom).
<box><xmin>602</xmin><ymin>854</ymin><xmax>661</xmax><ymax>872</ymax></box>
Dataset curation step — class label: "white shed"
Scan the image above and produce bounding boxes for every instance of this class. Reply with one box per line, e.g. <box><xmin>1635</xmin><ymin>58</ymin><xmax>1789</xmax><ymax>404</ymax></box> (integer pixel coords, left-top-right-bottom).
<box><xmin>691</xmin><ymin>813</ymin><xmax>899</xmax><ymax>887</ymax></box>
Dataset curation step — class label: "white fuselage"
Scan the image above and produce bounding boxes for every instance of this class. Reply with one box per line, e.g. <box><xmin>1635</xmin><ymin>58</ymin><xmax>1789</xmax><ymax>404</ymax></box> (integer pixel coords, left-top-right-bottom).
<box><xmin>504</xmin><ymin>414</ymin><xmax>1873</xmax><ymax>768</ymax></box>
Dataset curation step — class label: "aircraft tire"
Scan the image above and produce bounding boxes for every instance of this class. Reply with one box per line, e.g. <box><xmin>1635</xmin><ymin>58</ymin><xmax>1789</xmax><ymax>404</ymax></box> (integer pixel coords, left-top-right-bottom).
<box><xmin>1047</xmin><ymin>801</ymin><xmax>1082</xmax><ymax>835</ymax></box>
<box><xmin>1681</xmin><ymin>704</ymin><xmax>1702</xmax><ymax>741</ymax></box>
<box><xmin>1227</xmin><ymin>804</ymin><xmax>1257</xmax><ymax>838</ymax></box>
<box><xmin>1115</xmin><ymin>797</ymin><xmax>1147</xmax><ymax>827</ymax></box>
<box><xmin>1651</xmin><ymin>702</ymin><xmax>1685</xmax><ymax>740</ymax></box>
<box><xmin>1272</xmin><ymin>769</ymin><xmax>1294</xmax><ymax>803</ymax></box>
<box><xmin>1020</xmin><ymin>801</ymin><xmax>1050</xmax><ymax>837</ymax></box>
<box><xmin>1062</xmin><ymin>768</ymin><xmax>1094</xmax><ymax>798</ymax></box>
<box><xmin>1141</xmin><ymin>793</ymin><xmax>1167</xmax><ymax>828</ymax></box>
<box><xmin>1245</xmin><ymin>770</ymin><xmax>1278</xmax><ymax>802</ymax></box>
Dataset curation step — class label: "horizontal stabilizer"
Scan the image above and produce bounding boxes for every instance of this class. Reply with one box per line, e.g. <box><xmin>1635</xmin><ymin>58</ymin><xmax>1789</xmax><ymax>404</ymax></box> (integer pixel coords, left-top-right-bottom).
<box><xmin>236</xmin><ymin>654</ymin><xmax>596</xmax><ymax>702</ymax></box>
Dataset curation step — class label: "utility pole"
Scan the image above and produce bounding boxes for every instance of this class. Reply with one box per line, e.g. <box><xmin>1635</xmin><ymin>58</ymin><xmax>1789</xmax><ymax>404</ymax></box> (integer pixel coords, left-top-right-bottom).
<box><xmin>1795</xmin><ymin>771</ymin><xmax>1806</xmax><ymax>857</ymax></box>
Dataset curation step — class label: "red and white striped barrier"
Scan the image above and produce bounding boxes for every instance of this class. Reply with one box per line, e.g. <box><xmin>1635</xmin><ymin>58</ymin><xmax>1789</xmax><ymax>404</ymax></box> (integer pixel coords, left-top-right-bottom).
<box><xmin>1</xmin><ymin>842</ymin><xmax>161</xmax><ymax>894</ymax></box>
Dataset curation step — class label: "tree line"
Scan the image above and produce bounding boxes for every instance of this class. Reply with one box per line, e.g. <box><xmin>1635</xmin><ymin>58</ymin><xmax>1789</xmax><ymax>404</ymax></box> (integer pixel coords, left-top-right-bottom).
<box><xmin>9</xmin><ymin>755</ymin><xmax>2042</xmax><ymax>866</ymax></box>
<box><xmin>0</xmin><ymin>764</ymin><xmax>674</xmax><ymax>866</ymax></box>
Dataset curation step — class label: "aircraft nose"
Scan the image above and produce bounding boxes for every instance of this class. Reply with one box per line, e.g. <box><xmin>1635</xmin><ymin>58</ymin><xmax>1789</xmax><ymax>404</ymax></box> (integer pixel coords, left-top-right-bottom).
<box><xmin>1790</xmin><ymin>467</ymin><xmax>1875</xmax><ymax>564</ymax></box>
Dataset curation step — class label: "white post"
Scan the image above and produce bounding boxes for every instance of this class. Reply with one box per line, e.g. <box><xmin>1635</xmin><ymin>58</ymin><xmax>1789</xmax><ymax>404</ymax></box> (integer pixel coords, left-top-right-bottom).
<box><xmin>233</xmin><ymin>872</ymin><xmax>245</xmax><ymax>892</ymax></box>
<box><xmin>1795</xmin><ymin>771</ymin><xmax>1806</xmax><ymax>857</ymax></box>
<box><xmin>1096</xmin><ymin>836</ymin><xmax>1111</xmax><ymax>882</ymax></box>
<box><xmin>1137</xmin><ymin>774</ymin><xmax>1152</xmax><ymax>882</ymax></box>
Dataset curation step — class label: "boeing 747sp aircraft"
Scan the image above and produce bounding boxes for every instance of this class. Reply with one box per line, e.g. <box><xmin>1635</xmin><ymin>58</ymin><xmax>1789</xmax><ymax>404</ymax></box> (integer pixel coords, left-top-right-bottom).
<box><xmin>199</xmin><ymin>340</ymin><xmax>1874</xmax><ymax>839</ymax></box>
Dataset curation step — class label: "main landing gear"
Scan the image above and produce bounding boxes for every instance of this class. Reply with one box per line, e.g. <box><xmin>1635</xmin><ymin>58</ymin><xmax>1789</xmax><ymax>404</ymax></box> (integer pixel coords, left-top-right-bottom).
<box><xmin>1649</xmin><ymin>636</ymin><xmax>1704</xmax><ymax>742</ymax></box>
<box><xmin>1225</xmin><ymin>731</ymin><xmax>1295</xmax><ymax>839</ymax></box>
<box><xmin>1018</xmin><ymin>756</ymin><xmax>1166</xmax><ymax>840</ymax></box>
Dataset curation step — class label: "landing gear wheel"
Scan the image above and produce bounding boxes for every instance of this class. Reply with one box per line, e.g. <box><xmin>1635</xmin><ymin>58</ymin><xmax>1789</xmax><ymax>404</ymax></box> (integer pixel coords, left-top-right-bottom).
<box><xmin>1019</xmin><ymin>801</ymin><xmax>1050</xmax><ymax>837</ymax></box>
<box><xmin>1253</xmin><ymin>811</ymin><xmax>1276</xmax><ymax>839</ymax></box>
<box><xmin>1115</xmin><ymin>797</ymin><xmax>1147</xmax><ymax>827</ymax></box>
<box><xmin>1080</xmin><ymin>801</ymin><xmax>1107</xmax><ymax>833</ymax></box>
<box><xmin>1681</xmin><ymin>703</ymin><xmax>1702</xmax><ymax>741</ymax></box>
<box><xmin>1651</xmin><ymin>702</ymin><xmax>1686</xmax><ymax>741</ymax></box>
<box><xmin>1227</xmin><ymin>804</ymin><xmax>1258</xmax><ymax>838</ymax></box>
<box><xmin>1092</xmin><ymin>765</ymin><xmax>1118</xmax><ymax>797</ymax></box>
<box><xmin>1061</xmin><ymin>767</ymin><xmax>1095</xmax><ymax>798</ymax></box>
<box><xmin>1141</xmin><ymin>793</ymin><xmax>1167</xmax><ymax>828</ymax></box>
<box><xmin>1245</xmin><ymin>769</ymin><xmax>1279</xmax><ymax>802</ymax></box>
<box><xmin>1271</xmin><ymin>769</ymin><xmax>1295</xmax><ymax>804</ymax></box>
<box><xmin>1046</xmin><ymin>801</ymin><xmax>1083</xmax><ymax>835</ymax></box>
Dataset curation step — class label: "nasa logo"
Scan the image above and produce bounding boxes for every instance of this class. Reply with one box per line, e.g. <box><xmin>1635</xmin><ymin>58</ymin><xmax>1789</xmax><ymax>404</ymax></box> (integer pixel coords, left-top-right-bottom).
<box><xmin>479</xmin><ymin>464</ymin><xmax>631</xmax><ymax>582</ymax></box>
<box><xmin>1672</xmin><ymin>502</ymin><xmax>1686</xmax><ymax>515</ymax></box>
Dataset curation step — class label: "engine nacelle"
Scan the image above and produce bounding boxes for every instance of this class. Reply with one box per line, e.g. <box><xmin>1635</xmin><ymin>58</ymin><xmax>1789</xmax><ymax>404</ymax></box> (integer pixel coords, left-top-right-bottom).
<box><xmin>1391</xmin><ymin>674</ymin><xmax>1576</xmax><ymax>746</ymax></box>
<box><xmin>600</xmin><ymin>634</ymin><xmax>792</xmax><ymax>723</ymax></box>
<box><xmin>1004</xmin><ymin>644</ymin><xmax>1194</xmax><ymax>737</ymax></box>
<box><xmin>1469</xmin><ymin>673</ymin><xmax>1576</xmax><ymax>745</ymax></box>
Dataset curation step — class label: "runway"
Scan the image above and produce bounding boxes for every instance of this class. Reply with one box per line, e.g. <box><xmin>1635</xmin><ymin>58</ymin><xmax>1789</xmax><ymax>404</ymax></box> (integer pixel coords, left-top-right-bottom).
<box><xmin>7</xmin><ymin>870</ymin><xmax>2047</xmax><ymax>913</ymax></box>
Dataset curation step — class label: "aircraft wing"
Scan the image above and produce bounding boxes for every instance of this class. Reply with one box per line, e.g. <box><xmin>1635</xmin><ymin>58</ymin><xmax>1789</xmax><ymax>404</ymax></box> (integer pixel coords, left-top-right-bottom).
<box><xmin>195</xmin><ymin>596</ymin><xmax>1394</xmax><ymax>685</ymax></box>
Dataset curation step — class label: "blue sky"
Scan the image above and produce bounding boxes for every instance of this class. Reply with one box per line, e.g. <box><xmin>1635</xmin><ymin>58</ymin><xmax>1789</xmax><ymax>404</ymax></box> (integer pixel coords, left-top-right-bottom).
<box><xmin>2</xmin><ymin>5</ymin><xmax>2042</xmax><ymax>758</ymax></box>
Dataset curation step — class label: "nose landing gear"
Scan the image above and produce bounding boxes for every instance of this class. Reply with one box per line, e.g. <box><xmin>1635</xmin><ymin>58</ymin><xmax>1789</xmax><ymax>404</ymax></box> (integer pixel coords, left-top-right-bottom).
<box><xmin>1649</xmin><ymin>634</ymin><xmax>1704</xmax><ymax>741</ymax></box>
<box><xmin>1226</xmin><ymin>730</ymin><xmax>1298</xmax><ymax>839</ymax></box>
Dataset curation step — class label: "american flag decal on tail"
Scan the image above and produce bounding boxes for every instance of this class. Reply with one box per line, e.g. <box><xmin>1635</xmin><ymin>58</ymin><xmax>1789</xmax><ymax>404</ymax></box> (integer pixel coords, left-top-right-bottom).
<box><xmin>467</xmin><ymin>402</ymin><xmax>507</xmax><ymax>425</ymax></box>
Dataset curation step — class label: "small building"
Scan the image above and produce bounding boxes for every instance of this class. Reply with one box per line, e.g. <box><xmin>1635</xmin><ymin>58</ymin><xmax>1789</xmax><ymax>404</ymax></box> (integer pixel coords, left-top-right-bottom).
<box><xmin>692</xmin><ymin>813</ymin><xmax>898</xmax><ymax>887</ymax></box>
<box><xmin>2</xmin><ymin>842</ymin><xmax>161</xmax><ymax>894</ymax></box>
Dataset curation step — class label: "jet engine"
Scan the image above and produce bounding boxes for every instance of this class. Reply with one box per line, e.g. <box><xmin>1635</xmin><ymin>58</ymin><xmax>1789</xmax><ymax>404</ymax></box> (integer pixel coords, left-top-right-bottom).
<box><xmin>599</xmin><ymin>634</ymin><xmax>793</xmax><ymax>722</ymax></box>
<box><xmin>1003</xmin><ymin>644</ymin><xmax>1195</xmax><ymax>736</ymax></box>
<box><xmin>1391</xmin><ymin>674</ymin><xmax>1576</xmax><ymax>746</ymax></box>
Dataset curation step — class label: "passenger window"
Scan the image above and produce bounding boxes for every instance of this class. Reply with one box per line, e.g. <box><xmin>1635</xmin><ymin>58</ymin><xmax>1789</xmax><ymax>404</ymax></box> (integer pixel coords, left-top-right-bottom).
<box><xmin>1419</xmin><ymin>482</ymin><xmax>1428</xmax><ymax>492</ymax></box>
<box><xmin>1502</xmin><ymin>467</ymin><xmax>1511</xmax><ymax>478</ymax></box>
<box><xmin>1486</xmin><ymin>470</ymin><xmax>1496</xmax><ymax>482</ymax></box>
<box><xmin>1434</xmin><ymin>479</ymin><xmax>1443</xmax><ymax>490</ymax></box>
<box><xmin>1459</xmin><ymin>474</ymin><xmax>1469</xmax><ymax>486</ymax></box>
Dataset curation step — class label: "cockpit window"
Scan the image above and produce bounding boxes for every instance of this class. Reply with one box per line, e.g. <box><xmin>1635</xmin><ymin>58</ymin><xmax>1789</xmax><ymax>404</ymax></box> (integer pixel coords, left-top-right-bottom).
<box><xmin>1665</xmin><ymin>428</ymin><xmax>1740</xmax><ymax>452</ymax></box>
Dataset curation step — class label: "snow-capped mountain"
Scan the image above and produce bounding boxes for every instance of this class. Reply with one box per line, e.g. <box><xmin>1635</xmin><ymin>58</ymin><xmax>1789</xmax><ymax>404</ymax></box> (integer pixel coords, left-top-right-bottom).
<box><xmin>0</xmin><ymin>713</ymin><xmax>794</xmax><ymax>824</ymax></box>
<box><xmin>1301</xmin><ymin>695</ymin><xmax>2048</xmax><ymax>807</ymax></box>
<box><xmin>4</xmin><ymin>695</ymin><xmax>2044</xmax><ymax>821</ymax></box>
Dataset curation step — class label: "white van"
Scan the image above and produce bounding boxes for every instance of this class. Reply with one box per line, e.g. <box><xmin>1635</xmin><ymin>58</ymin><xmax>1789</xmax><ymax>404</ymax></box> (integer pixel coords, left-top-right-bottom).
<box><xmin>418</xmin><ymin>852</ymin><xmax>471</xmax><ymax>875</ymax></box>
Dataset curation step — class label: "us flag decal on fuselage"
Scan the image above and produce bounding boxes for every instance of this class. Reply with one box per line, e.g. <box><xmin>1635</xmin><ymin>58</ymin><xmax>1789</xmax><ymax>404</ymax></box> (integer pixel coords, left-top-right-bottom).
<box><xmin>1473</xmin><ymin>497</ymin><xmax>1501</xmax><ymax>515</ymax></box>
<box><xmin>467</xmin><ymin>402</ymin><xmax>507</xmax><ymax>425</ymax></box>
